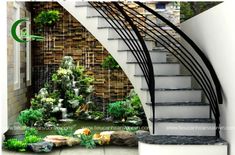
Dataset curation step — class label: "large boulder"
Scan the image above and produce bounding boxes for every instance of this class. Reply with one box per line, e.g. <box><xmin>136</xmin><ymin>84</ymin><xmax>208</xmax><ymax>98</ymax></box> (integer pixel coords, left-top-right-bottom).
<box><xmin>44</xmin><ymin>135</ymin><xmax>80</xmax><ymax>147</ymax></box>
<box><xmin>110</xmin><ymin>131</ymin><xmax>138</xmax><ymax>147</ymax></box>
<box><xmin>28</xmin><ymin>141</ymin><xmax>53</xmax><ymax>153</ymax></box>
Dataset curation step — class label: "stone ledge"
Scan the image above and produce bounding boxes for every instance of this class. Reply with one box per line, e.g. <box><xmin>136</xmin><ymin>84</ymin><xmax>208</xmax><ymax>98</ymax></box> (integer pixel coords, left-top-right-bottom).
<box><xmin>138</xmin><ymin>135</ymin><xmax>227</xmax><ymax>145</ymax></box>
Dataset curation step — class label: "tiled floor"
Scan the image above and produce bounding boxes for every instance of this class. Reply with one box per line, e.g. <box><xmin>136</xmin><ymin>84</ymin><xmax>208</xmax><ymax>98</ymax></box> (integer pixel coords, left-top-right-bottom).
<box><xmin>2</xmin><ymin>146</ymin><xmax>138</xmax><ymax>155</ymax></box>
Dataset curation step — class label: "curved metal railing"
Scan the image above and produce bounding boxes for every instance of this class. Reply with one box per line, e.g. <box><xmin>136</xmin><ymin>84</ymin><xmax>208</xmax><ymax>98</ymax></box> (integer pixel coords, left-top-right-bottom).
<box><xmin>89</xmin><ymin>2</ymin><xmax>222</xmax><ymax>137</ymax></box>
<box><xmin>89</xmin><ymin>2</ymin><xmax>156</xmax><ymax>133</ymax></box>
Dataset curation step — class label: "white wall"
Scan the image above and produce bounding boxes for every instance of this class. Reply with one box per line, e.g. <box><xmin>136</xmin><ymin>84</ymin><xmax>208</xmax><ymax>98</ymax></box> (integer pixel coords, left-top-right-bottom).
<box><xmin>181</xmin><ymin>1</ymin><xmax>235</xmax><ymax>155</ymax></box>
<box><xmin>0</xmin><ymin>0</ymin><xmax>8</xmax><ymax>135</ymax></box>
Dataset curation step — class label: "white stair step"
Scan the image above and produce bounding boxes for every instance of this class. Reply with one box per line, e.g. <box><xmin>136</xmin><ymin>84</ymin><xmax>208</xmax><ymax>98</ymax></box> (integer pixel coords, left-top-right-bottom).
<box><xmin>134</xmin><ymin>62</ymin><xmax>180</xmax><ymax>76</ymax></box>
<box><xmin>97</xmin><ymin>17</ymin><xmax>115</xmax><ymax>28</ymax></box>
<box><xmin>143</xmin><ymin>88</ymin><xmax>202</xmax><ymax>102</ymax></box>
<box><xmin>140</xmin><ymin>75</ymin><xmax>191</xmax><ymax>89</ymax></box>
<box><xmin>75</xmin><ymin>2</ymin><xmax>90</xmax><ymax>7</ymax></box>
<box><xmin>139</xmin><ymin>136</ymin><xmax>227</xmax><ymax>155</ymax></box>
<box><xmin>86</xmin><ymin>6</ymin><xmax>103</xmax><ymax>17</ymax></box>
<box><xmin>150</xmin><ymin>118</ymin><xmax>215</xmax><ymax>136</ymax></box>
<box><xmin>149</xmin><ymin>103</ymin><xmax>210</xmax><ymax>118</ymax></box>
<box><xmin>108</xmin><ymin>28</ymin><xmax>137</xmax><ymax>39</ymax></box>
<box><xmin>109</xmin><ymin>39</ymin><xmax>154</xmax><ymax>51</ymax></box>
<box><xmin>127</xmin><ymin>51</ymin><xmax>167</xmax><ymax>63</ymax></box>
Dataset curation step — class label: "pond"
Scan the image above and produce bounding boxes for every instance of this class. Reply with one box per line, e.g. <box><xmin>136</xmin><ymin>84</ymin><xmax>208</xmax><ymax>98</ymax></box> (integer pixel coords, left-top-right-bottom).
<box><xmin>38</xmin><ymin>119</ymin><xmax>149</xmax><ymax>137</ymax></box>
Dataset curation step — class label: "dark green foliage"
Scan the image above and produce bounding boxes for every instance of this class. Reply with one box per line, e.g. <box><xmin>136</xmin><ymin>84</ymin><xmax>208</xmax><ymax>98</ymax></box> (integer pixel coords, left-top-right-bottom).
<box><xmin>34</xmin><ymin>10</ymin><xmax>60</xmax><ymax>27</ymax></box>
<box><xmin>126</xmin><ymin>90</ymin><xmax>143</xmax><ymax>115</ymax></box>
<box><xmin>90</xmin><ymin>111</ymin><xmax>105</xmax><ymax>120</ymax></box>
<box><xmin>80</xmin><ymin>134</ymin><xmax>96</xmax><ymax>149</ymax></box>
<box><xmin>108</xmin><ymin>90</ymin><xmax>143</xmax><ymax>120</ymax></box>
<box><xmin>108</xmin><ymin>101</ymin><xmax>126</xmax><ymax>119</ymax></box>
<box><xmin>180</xmin><ymin>2</ymin><xmax>221</xmax><ymax>22</ymax></box>
<box><xmin>17</xmin><ymin>109</ymin><xmax>43</xmax><ymax>127</ymax></box>
<box><xmin>101</xmin><ymin>54</ymin><xmax>120</xmax><ymax>70</ymax></box>
<box><xmin>55</xmin><ymin>127</ymin><xmax>73</xmax><ymax>136</ymax></box>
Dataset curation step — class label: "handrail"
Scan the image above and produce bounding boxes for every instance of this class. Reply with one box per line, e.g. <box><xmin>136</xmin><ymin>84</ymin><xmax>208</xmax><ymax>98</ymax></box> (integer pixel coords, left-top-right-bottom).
<box><xmin>113</xmin><ymin>2</ymin><xmax>155</xmax><ymax>134</ymax></box>
<box><xmin>89</xmin><ymin>2</ymin><xmax>156</xmax><ymax>134</ymax></box>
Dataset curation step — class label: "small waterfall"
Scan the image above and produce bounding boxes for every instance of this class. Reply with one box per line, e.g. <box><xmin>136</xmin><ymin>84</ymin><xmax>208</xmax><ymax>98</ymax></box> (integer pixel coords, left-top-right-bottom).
<box><xmin>60</xmin><ymin>108</ymin><xmax>68</xmax><ymax>119</ymax></box>
<box><xmin>74</xmin><ymin>88</ymin><xmax>79</xmax><ymax>96</ymax></box>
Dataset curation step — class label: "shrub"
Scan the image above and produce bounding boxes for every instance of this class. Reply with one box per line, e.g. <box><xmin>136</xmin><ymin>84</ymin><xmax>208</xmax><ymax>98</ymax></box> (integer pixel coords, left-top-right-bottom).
<box><xmin>4</xmin><ymin>139</ymin><xmax>27</xmax><ymax>152</ymax></box>
<box><xmin>107</xmin><ymin>90</ymin><xmax>143</xmax><ymax>120</ymax></box>
<box><xmin>24</xmin><ymin>135</ymin><xmax>42</xmax><ymax>144</ymax></box>
<box><xmin>107</xmin><ymin>101</ymin><xmax>126</xmax><ymax>119</ymax></box>
<box><xmin>80</xmin><ymin>134</ymin><xmax>96</xmax><ymax>149</ymax></box>
<box><xmin>34</xmin><ymin>10</ymin><xmax>60</xmax><ymax>27</ymax></box>
<box><xmin>126</xmin><ymin>90</ymin><xmax>142</xmax><ymax>113</ymax></box>
<box><xmin>24</xmin><ymin>127</ymin><xmax>38</xmax><ymax>137</ymax></box>
<box><xmin>4</xmin><ymin>129</ymin><xmax>41</xmax><ymax>152</ymax></box>
<box><xmin>55</xmin><ymin>127</ymin><xmax>73</xmax><ymax>136</ymax></box>
<box><xmin>17</xmin><ymin>109</ymin><xmax>43</xmax><ymax>127</ymax></box>
<box><xmin>101</xmin><ymin>54</ymin><xmax>120</xmax><ymax>70</ymax></box>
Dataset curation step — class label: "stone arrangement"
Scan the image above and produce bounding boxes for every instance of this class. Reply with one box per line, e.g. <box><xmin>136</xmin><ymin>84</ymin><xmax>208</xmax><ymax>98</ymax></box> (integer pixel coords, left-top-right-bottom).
<box><xmin>25</xmin><ymin>129</ymin><xmax>149</xmax><ymax>153</ymax></box>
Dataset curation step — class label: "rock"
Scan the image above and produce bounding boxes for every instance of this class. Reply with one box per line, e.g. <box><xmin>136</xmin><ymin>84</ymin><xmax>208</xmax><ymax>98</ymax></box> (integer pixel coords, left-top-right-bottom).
<box><xmin>93</xmin><ymin>131</ymin><xmax>114</xmax><ymax>145</ymax></box>
<box><xmin>4</xmin><ymin>129</ymin><xmax>24</xmax><ymax>140</ymax></box>
<box><xmin>74</xmin><ymin>128</ymin><xmax>91</xmax><ymax>136</ymax></box>
<box><xmin>104</xmin><ymin>117</ymin><xmax>113</xmax><ymax>122</ymax></box>
<box><xmin>125</xmin><ymin>116</ymin><xmax>142</xmax><ymax>126</ymax></box>
<box><xmin>44</xmin><ymin>135</ymin><xmax>80</xmax><ymax>147</ymax></box>
<box><xmin>38</xmin><ymin>88</ymin><xmax>48</xmax><ymax>98</ymax></box>
<box><xmin>44</xmin><ymin>122</ymin><xmax>56</xmax><ymax>128</ymax></box>
<box><xmin>58</xmin><ymin>118</ymin><xmax>74</xmax><ymax>122</ymax></box>
<box><xmin>28</xmin><ymin>141</ymin><xmax>53</xmax><ymax>153</ymax></box>
<box><xmin>100</xmin><ymin>131</ymin><xmax>114</xmax><ymax>136</ymax></box>
<box><xmin>110</xmin><ymin>131</ymin><xmax>138</xmax><ymax>147</ymax></box>
<box><xmin>61</xmin><ymin>56</ymin><xmax>75</xmax><ymax>69</ymax></box>
<box><xmin>135</xmin><ymin>130</ymin><xmax>150</xmax><ymax>137</ymax></box>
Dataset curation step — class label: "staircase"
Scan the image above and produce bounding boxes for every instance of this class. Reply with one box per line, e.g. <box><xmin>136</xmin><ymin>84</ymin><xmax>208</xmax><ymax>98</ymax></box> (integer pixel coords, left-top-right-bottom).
<box><xmin>58</xmin><ymin>1</ymin><xmax>227</xmax><ymax>155</ymax></box>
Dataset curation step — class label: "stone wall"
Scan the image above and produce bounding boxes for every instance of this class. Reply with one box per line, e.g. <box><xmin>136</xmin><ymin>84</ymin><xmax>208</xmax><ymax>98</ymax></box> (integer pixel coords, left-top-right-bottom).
<box><xmin>7</xmin><ymin>2</ymin><xmax>30</xmax><ymax>125</ymax></box>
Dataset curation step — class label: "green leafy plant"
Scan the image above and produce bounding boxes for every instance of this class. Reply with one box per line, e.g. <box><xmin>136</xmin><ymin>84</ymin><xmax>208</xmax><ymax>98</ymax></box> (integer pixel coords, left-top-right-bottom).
<box><xmin>107</xmin><ymin>101</ymin><xmax>126</xmax><ymax>119</ymax></box>
<box><xmin>24</xmin><ymin>127</ymin><xmax>38</xmax><ymax>137</ymax></box>
<box><xmin>80</xmin><ymin>134</ymin><xmax>96</xmax><ymax>149</ymax></box>
<box><xmin>90</xmin><ymin>111</ymin><xmax>104</xmax><ymax>120</ymax></box>
<box><xmin>55</xmin><ymin>127</ymin><xmax>73</xmax><ymax>136</ymax></box>
<box><xmin>127</xmin><ymin>90</ymin><xmax>142</xmax><ymax>112</ymax></box>
<box><xmin>4</xmin><ymin>139</ymin><xmax>27</xmax><ymax>152</ymax></box>
<box><xmin>4</xmin><ymin>130</ymin><xmax>41</xmax><ymax>152</ymax></box>
<box><xmin>34</xmin><ymin>10</ymin><xmax>60</xmax><ymax>27</ymax></box>
<box><xmin>101</xmin><ymin>54</ymin><xmax>120</xmax><ymax>70</ymax></box>
<box><xmin>17</xmin><ymin>109</ymin><xmax>43</xmax><ymax>127</ymax></box>
<box><xmin>24</xmin><ymin>135</ymin><xmax>42</xmax><ymax>144</ymax></box>
<box><xmin>108</xmin><ymin>90</ymin><xmax>144</xmax><ymax>120</ymax></box>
